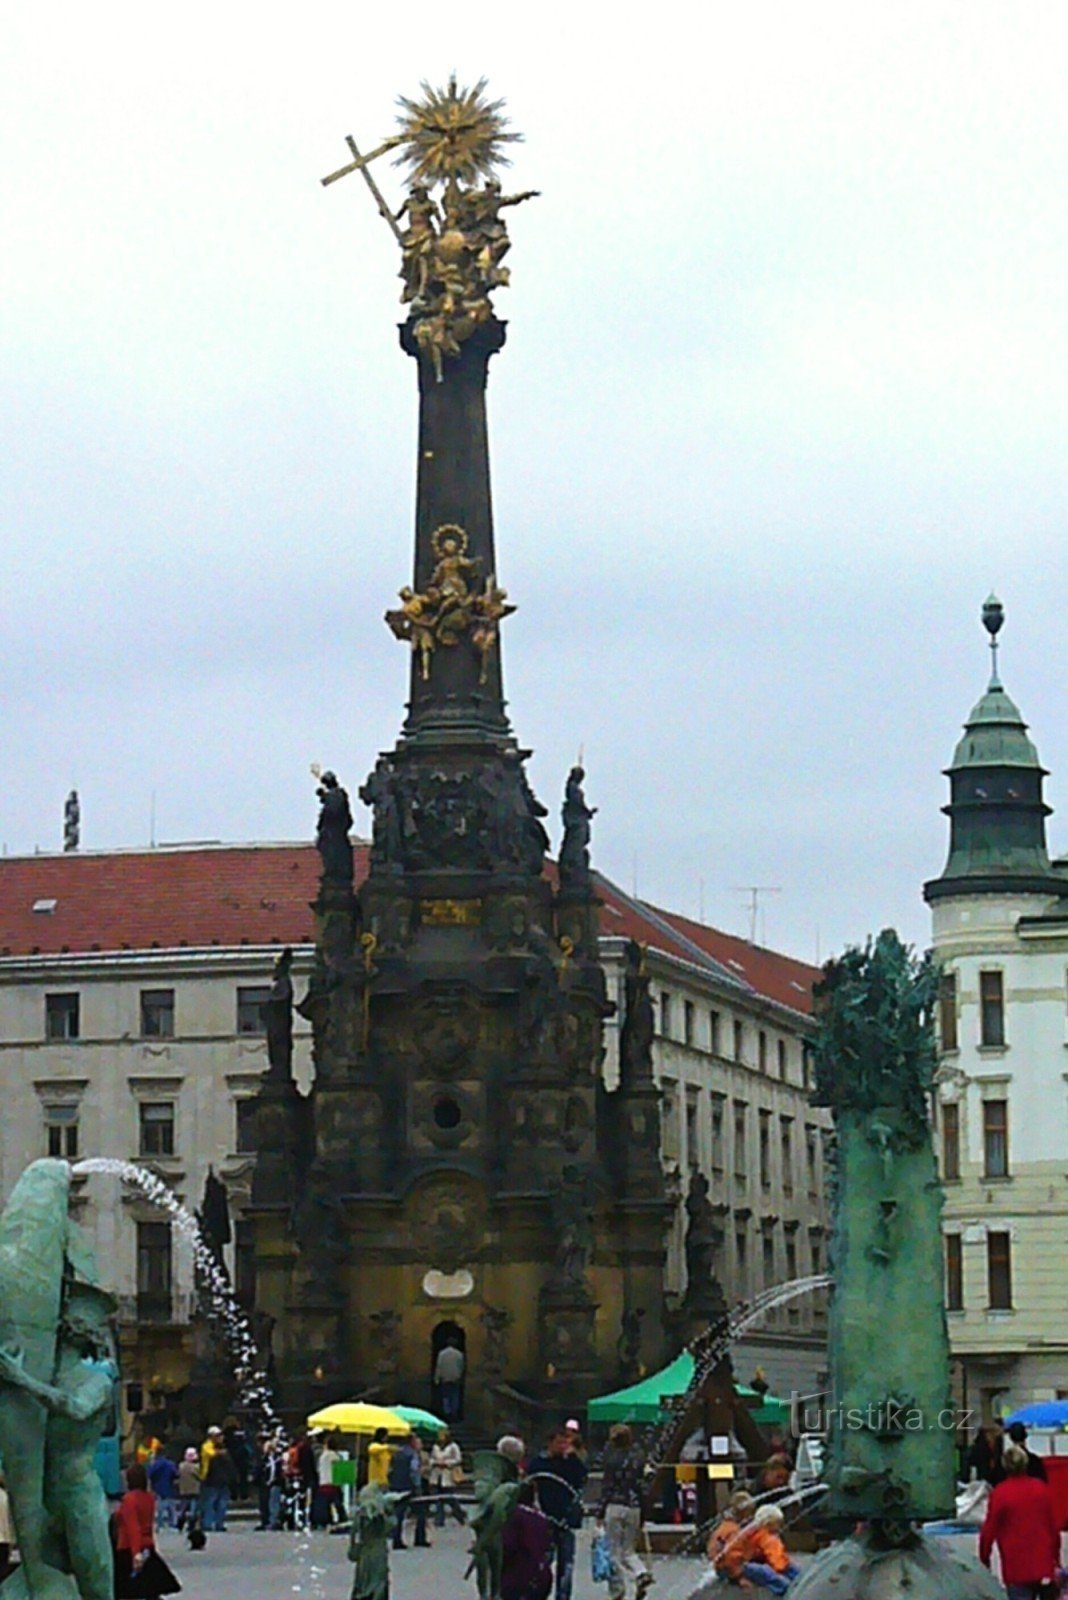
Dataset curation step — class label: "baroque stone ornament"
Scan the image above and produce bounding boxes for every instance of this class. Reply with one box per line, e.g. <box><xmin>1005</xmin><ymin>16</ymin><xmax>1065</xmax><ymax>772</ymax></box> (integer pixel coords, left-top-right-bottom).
<box><xmin>385</xmin><ymin>524</ymin><xmax>515</xmax><ymax>683</ymax></box>
<box><xmin>323</xmin><ymin>77</ymin><xmax>538</xmax><ymax>383</ymax></box>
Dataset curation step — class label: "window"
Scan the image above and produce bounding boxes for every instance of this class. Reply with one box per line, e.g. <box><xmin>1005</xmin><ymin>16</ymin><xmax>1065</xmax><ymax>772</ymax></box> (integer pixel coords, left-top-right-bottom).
<box><xmin>659</xmin><ymin>993</ymin><xmax>673</xmax><ymax>1038</ymax></box>
<box><xmin>710</xmin><ymin>1098</ymin><xmax>724</xmax><ymax>1172</ymax></box>
<box><xmin>235</xmin><ymin>1098</ymin><xmax>258</xmax><ymax>1154</ymax></box>
<box><xmin>661</xmin><ymin>1082</ymin><xmax>679</xmax><ymax>1162</ymax></box>
<box><xmin>987</xmin><ymin>1232</ymin><xmax>1012</xmax><ymax>1309</ymax></box>
<box><xmin>942</xmin><ymin>1102</ymin><xmax>961</xmax><ymax>1181</ymax></box>
<box><xmin>802</xmin><ymin>1044</ymin><xmax>814</xmax><ymax>1090</ymax></box>
<box><xmin>44</xmin><ymin>1104</ymin><xmax>79</xmax><ymax>1160</ymax></box>
<box><xmin>140</xmin><ymin>988</ymin><xmax>175</xmax><ymax>1038</ymax></box>
<box><xmin>683</xmin><ymin>1000</ymin><xmax>695</xmax><ymax>1047</ymax></box>
<box><xmin>736</xmin><ymin>1229</ymin><xmax>748</xmax><ymax>1280</ymax></box>
<box><xmin>780</xmin><ymin>1118</ymin><xmax>794</xmax><ymax>1193</ymax></box>
<box><xmin>45</xmin><ymin>993</ymin><xmax>79</xmax><ymax>1041</ymax></box>
<box><xmin>810</xmin><ymin>1237</ymin><xmax>823</xmax><ymax>1276</ymax></box>
<box><xmin>759</xmin><ymin>1111</ymin><xmax>771</xmax><ymax>1188</ymax></box>
<box><xmin>785</xmin><ymin>1234</ymin><xmax>798</xmax><ymax>1288</ymax></box>
<box><xmin>685</xmin><ymin>1089</ymin><xmax>700</xmax><ymax>1168</ymax></box>
<box><xmin>137</xmin><ymin>1222</ymin><xmax>172</xmax><ymax>1322</ymax></box>
<box><xmin>940</xmin><ymin>971</ymin><xmax>958</xmax><ymax>1052</ymax></box>
<box><xmin>733</xmin><ymin>1020</ymin><xmax>744</xmax><ymax>1063</ymax></box>
<box><xmin>709</xmin><ymin>1010</ymin><xmax>721</xmax><ymax>1055</ymax></box>
<box><xmin>945</xmin><ymin>1233</ymin><xmax>963</xmax><ymax>1311</ymax></box>
<box><xmin>237</xmin><ymin>986</ymin><xmax>271</xmax><ymax>1036</ymax></box>
<box><xmin>733</xmin><ymin>1102</ymin><xmax>748</xmax><ymax>1180</ymax></box>
<box><xmin>235</xmin><ymin>1219</ymin><xmax>255</xmax><ymax>1310</ymax></box>
<box><xmin>762</xmin><ymin>1232</ymin><xmax>775</xmax><ymax>1289</ymax></box>
<box><xmin>139</xmin><ymin>1101</ymin><xmax>175</xmax><ymax>1158</ymax></box>
<box><xmin>777</xmin><ymin>1038</ymin><xmax>787</xmax><ymax>1080</ymax></box>
<box><xmin>758</xmin><ymin>1031</ymin><xmax>767</xmax><ymax>1073</ymax></box>
<box><xmin>805</xmin><ymin>1126</ymin><xmax>819</xmax><ymax>1194</ymax></box>
<box><xmin>982</xmin><ymin>1100</ymin><xmax>1008</xmax><ymax>1179</ymax></box>
<box><xmin>979</xmin><ymin>971</ymin><xmax>1005</xmax><ymax>1048</ymax></box>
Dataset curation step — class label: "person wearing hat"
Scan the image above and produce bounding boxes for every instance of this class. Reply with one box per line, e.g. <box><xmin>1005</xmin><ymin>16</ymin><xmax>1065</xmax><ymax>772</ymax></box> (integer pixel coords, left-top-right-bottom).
<box><xmin>0</xmin><ymin>1278</ymin><xmax>117</xmax><ymax>1600</ymax></box>
<box><xmin>176</xmin><ymin>1447</ymin><xmax>201</xmax><ymax>1532</ymax></box>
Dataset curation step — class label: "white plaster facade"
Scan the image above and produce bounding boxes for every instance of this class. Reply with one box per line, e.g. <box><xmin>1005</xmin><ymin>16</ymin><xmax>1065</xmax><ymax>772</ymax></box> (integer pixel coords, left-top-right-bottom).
<box><xmin>0</xmin><ymin>944</ymin><xmax>315</xmax><ymax>1337</ymax></box>
<box><xmin>933</xmin><ymin>889</ymin><xmax>1068</xmax><ymax>1419</ymax></box>
<box><xmin>601</xmin><ymin>934</ymin><xmax>830</xmax><ymax>1399</ymax></box>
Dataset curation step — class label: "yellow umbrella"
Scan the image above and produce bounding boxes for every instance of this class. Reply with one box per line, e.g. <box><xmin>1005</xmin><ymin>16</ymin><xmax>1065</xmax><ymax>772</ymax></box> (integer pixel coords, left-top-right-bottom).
<box><xmin>306</xmin><ymin>1400</ymin><xmax>407</xmax><ymax>1434</ymax></box>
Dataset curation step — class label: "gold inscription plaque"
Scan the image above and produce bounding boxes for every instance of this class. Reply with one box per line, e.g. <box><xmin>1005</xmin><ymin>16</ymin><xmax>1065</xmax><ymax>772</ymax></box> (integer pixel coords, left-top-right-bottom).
<box><xmin>421</xmin><ymin>898</ymin><xmax>482</xmax><ymax>927</ymax></box>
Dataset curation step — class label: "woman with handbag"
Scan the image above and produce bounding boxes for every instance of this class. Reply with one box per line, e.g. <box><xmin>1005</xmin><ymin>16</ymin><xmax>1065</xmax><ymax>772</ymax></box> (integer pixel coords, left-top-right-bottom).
<box><xmin>113</xmin><ymin>1464</ymin><xmax>181</xmax><ymax>1597</ymax></box>
<box><xmin>428</xmin><ymin>1429</ymin><xmax>466</xmax><ymax>1528</ymax></box>
<box><xmin>596</xmin><ymin>1425</ymin><xmax>653</xmax><ymax>1600</ymax></box>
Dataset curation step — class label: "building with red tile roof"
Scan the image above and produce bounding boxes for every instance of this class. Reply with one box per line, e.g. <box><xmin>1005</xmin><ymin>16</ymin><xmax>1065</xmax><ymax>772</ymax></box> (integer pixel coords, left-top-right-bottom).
<box><xmin>0</xmin><ymin>839</ymin><xmax>828</xmax><ymax>1405</ymax></box>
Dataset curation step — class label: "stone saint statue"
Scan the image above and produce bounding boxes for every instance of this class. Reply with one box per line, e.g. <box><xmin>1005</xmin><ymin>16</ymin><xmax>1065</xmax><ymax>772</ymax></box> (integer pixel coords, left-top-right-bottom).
<box><xmin>683</xmin><ymin>1172</ymin><xmax>723</xmax><ymax>1305</ymax></box>
<box><xmin>552</xmin><ymin>1165</ymin><xmax>594</xmax><ymax>1292</ymax></box>
<box><xmin>620</xmin><ymin>940</ymin><xmax>655</xmax><ymax>1085</ymax></box>
<box><xmin>348</xmin><ymin>1483</ymin><xmax>403</xmax><ymax>1600</ymax></box>
<box><xmin>316</xmin><ymin>770</ymin><xmax>354</xmax><ymax>885</ymax></box>
<box><xmin>558</xmin><ymin>766</ymin><xmax>596</xmax><ymax>891</ymax></box>
<box><xmin>197</xmin><ymin>1168</ymin><xmax>232</xmax><ymax>1269</ymax></box>
<box><xmin>359</xmin><ymin>759</ymin><xmax>402</xmax><ymax>869</ymax></box>
<box><xmin>265</xmin><ymin>945</ymin><xmax>294</xmax><ymax>1079</ymax></box>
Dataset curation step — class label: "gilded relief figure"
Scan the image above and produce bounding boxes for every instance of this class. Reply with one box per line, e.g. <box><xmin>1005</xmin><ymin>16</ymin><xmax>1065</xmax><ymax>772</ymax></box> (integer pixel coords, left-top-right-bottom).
<box><xmin>471</xmin><ymin>576</ymin><xmax>516</xmax><ymax>682</ymax></box>
<box><xmin>384</xmin><ymin>525</ymin><xmax>514</xmax><ymax>680</ymax></box>
<box><xmin>323</xmin><ymin>77</ymin><xmax>538</xmax><ymax>380</ymax></box>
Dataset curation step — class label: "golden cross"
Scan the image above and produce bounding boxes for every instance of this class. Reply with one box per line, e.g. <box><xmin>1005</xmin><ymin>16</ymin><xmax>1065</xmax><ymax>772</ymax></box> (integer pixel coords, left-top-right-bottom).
<box><xmin>321</xmin><ymin>134</ymin><xmax>405</xmax><ymax>244</ymax></box>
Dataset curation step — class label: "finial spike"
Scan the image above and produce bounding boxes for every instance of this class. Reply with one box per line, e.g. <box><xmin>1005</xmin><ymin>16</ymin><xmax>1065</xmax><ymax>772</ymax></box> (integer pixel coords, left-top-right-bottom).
<box><xmin>981</xmin><ymin>592</ymin><xmax>1004</xmax><ymax>690</ymax></box>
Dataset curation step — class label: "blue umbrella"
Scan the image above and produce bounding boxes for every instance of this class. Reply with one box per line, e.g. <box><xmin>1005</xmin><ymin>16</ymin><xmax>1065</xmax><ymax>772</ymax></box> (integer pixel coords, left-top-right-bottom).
<box><xmin>1004</xmin><ymin>1401</ymin><xmax>1068</xmax><ymax>1429</ymax></box>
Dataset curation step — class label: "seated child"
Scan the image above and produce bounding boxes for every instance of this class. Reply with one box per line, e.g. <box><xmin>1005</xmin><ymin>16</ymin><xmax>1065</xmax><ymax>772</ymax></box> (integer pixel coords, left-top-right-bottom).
<box><xmin>741</xmin><ymin>1504</ymin><xmax>800</xmax><ymax>1596</ymax></box>
<box><xmin>708</xmin><ymin>1491</ymin><xmax>756</xmax><ymax>1583</ymax></box>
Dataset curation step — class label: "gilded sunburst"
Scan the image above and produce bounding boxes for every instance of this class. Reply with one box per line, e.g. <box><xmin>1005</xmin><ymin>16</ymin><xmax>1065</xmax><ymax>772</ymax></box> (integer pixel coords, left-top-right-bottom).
<box><xmin>393</xmin><ymin>75</ymin><xmax>520</xmax><ymax>189</ymax></box>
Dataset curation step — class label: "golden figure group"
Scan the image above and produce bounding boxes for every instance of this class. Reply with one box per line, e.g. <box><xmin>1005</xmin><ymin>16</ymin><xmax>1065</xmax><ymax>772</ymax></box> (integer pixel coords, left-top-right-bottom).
<box><xmin>398</xmin><ymin>178</ymin><xmax>538</xmax><ymax>379</ymax></box>
<box><xmin>385</xmin><ymin>524</ymin><xmax>515</xmax><ymax>681</ymax></box>
<box><xmin>323</xmin><ymin>77</ymin><xmax>538</xmax><ymax>381</ymax></box>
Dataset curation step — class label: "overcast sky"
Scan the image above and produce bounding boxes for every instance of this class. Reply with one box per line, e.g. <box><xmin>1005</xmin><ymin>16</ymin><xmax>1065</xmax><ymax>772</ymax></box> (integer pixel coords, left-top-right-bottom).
<box><xmin>3</xmin><ymin>1</ymin><xmax>1066</xmax><ymax>963</ymax></box>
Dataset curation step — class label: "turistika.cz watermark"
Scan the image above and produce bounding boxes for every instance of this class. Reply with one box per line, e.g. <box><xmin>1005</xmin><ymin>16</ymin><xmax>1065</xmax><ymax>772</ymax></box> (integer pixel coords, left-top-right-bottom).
<box><xmin>790</xmin><ymin>1394</ymin><xmax>974</xmax><ymax>1435</ymax></box>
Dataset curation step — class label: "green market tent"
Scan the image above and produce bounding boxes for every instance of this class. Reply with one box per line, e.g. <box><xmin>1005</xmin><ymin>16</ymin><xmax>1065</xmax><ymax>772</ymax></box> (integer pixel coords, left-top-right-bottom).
<box><xmin>587</xmin><ymin>1353</ymin><xmax>789</xmax><ymax>1428</ymax></box>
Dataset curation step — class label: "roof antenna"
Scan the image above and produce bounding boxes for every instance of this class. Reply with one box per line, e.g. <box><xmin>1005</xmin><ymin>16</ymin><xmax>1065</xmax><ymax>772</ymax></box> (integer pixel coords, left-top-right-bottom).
<box><xmin>982</xmin><ymin>593</ymin><xmax>1004</xmax><ymax>690</ymax></box>
<box><xmin>63</xmin><ymin>790</ymin><xmax>80</xmax><ymax>853</ymax></box>
<box><xmin>150</xmin><ymin>790</ymin><xmax>157</xmax><ymax>849</ymax></box>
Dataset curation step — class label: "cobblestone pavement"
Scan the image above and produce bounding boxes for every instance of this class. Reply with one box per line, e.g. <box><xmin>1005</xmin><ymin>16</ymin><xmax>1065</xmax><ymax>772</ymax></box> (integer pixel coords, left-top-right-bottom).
<box><xmin>153</xmin><ymin>1520</ymin><xmax>717</xmax><ymax>1600</ymax></box>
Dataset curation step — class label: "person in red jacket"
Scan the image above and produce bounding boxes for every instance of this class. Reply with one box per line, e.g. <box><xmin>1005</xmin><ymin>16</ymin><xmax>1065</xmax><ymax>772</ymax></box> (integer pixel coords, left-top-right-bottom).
<box><xmin>113</xmin><ymin>1464</ymin><xmax>180</xmax><ymax>1597</ymax></box>
<box><xmin>979</xmin><ymin>1443</ymin><xmax>1060</xmax><ymax>1600</ymax></box>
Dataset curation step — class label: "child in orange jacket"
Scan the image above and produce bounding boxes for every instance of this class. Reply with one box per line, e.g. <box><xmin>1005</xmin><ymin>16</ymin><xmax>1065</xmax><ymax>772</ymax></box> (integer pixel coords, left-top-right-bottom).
<box><xmin>740</xmin><ymin>1504</ymin><xmax>800</xmax><ymax>1593</ymax></box>
<box><xmin>707</xmin><ymin>1491</ymin><xmax>756</xmax><ymax>1581</ymax></box>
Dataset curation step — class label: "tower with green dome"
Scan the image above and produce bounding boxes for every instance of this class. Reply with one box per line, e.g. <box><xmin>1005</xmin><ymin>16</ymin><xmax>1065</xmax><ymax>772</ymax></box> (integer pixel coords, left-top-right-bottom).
<box><xmin>924</xmin><ymin>596</ymin><xmax>1067</xmax><ymax>1466</ymax></box>
<box><xmin>926</xmin><ymin>595</ymin><xmax>1063</xmax><ymax>901</ymax></box>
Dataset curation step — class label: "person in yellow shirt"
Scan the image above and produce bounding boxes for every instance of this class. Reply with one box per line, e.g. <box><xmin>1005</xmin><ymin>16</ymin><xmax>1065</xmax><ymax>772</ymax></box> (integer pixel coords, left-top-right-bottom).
<box><xmin>367</xmin><ymin>1427</ymin><xmax>393</xmax><ymax>1489</ymax></box>
<box><xmin>200</xmin><ymin>1426</ymin><xmax>223</xmax><ymax>1477</ymax></box>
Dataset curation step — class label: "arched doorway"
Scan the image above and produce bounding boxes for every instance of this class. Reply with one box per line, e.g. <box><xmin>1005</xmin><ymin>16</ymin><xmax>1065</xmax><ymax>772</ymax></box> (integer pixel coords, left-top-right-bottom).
<box><xmin>430</xmin><ymin>1319</ymin><xmax>467</xmax><ymax>1424</ymax></box>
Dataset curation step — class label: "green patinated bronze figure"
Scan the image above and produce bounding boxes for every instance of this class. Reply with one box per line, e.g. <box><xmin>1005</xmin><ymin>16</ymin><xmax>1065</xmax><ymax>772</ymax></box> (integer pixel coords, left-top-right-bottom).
<box><xmin>348</xmin><ymin>1484</ymin><xmax>403</xmax><ymax>1600</ymax></box>
<box><xmin>791</xmin><ymin>931</ymin><xmax>1002</xmax><ymax>1598</ymax></box>
<box><xmin>0</xmin><ymin>1160</ymin><xmax>115</xmax><ymax>1600</ymax></box>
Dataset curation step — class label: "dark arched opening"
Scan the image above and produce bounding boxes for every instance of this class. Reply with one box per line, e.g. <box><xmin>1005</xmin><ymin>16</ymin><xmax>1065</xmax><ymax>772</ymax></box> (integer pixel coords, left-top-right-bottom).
<box><xmin>430</xmin><ymin>1319</ymin><xmax>467</xmax><ymax>1424</ymax></box>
